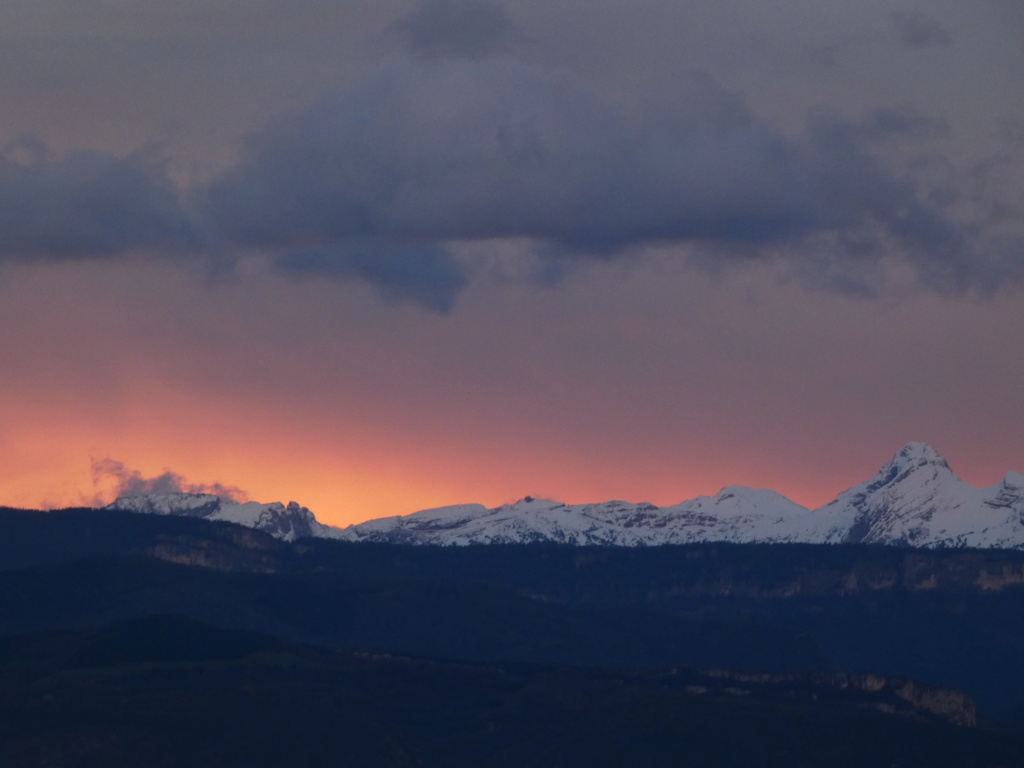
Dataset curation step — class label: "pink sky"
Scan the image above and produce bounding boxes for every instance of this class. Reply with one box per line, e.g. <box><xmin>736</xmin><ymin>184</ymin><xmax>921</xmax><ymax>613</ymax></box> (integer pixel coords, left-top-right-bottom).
<box><xmin>0</xmin><ymin>1</ymin><xmax>1022</xmax><ymax>528</ymax></box>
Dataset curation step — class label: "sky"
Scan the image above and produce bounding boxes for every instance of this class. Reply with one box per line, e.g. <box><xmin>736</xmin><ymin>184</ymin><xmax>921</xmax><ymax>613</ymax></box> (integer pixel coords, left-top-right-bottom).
<box><xmin>1</xmin><ymin>0</ymin><xmax>1022</xmax><ymax>527</ymax></box>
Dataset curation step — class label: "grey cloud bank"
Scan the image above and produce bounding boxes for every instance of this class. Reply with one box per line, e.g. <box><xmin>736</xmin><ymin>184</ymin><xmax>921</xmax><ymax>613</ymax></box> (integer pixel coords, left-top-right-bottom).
<box><xmin>272</xmin><ymin>243</ymin><xmax>468</xmax><ymax>314</ymax></box>
<box><xmin>0</xmin><ymin>0</ymin><xmax>1020</xmax><ymax>312</ymax></box>
<box><xmin>203</xmin><ymin>55</ymin><xmax>1000</xmax><ymax>305</ymax></box>
<box><xmin>0</xmin><ymin>140</ymin><xmax>193</xmax><ymax>261</ymax></box>
<box><xmin>890</xmin><ymin>9</ymin><xmax>953</xmax><ymax>48</ymax></box>
<box><xmin>392</xmin><ymin>0</ymin><xmax>519</xmax><ymax>60</ymax></box>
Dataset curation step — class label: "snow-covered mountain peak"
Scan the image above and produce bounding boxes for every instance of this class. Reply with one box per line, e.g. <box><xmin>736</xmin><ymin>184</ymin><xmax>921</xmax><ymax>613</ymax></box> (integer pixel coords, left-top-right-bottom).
<box><xmin>807</xmin><ymin>443</ymin><xmax>1024</xmax><ymax>548</ymax></box>
<box><xmin>823</xmin><ymin>442</ymin><xmax>957</xmax><ymax>510</ymax></box>
<box><xmin>1003</xmin><ymin>471</ymin><xmax>1024</xmax><ymax>490</ymax></box>
<box><xmin>673</xmin><ymin>487</ymin><xmax>806</xmax><ymax>525</ymax></box>
<box><xmin>985</xmin><ymin>473</ymin><xmax>1024</xmax><ymax>512</ymax></box>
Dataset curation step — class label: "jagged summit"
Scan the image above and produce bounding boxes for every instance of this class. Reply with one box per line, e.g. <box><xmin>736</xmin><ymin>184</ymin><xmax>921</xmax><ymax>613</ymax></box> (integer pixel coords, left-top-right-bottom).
<box><xmin>891</xmin><ymin>441</ymin><xmax>948</xmax><ymax>466</ymax></box>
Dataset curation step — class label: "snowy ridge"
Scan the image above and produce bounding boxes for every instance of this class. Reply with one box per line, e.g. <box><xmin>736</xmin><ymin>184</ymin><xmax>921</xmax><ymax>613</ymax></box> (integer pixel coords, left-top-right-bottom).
<box><xmin>104</xmin><ymin>493</ymin><xmax>347</xmax><ymax>543</ymax></box>
<box><xmin>104</xmin><ymin>443</ymin><xmax>1024</xmax><ymax>549</ymax></box>
<box><xmin>342</xmin><ymin>491</ymin><xmax>816</xmax><ymax>546</ymax></box>
<box><xmin>340</xmin><ymin>443</ymin><xmax>1024</xmax><ymax>548</ymax></box>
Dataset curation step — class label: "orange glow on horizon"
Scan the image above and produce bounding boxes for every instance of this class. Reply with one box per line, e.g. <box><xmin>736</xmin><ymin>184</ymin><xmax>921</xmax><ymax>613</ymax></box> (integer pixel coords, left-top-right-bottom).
<box><xmin>2</xmin><ymin>263</ymin><xmax>1021</xmax><ymax>530</ymax></box>
<box><xmin>2</xmin><ymin>346</ymin><xmax>1020</xmax><ymax>528</ymax></box>
<box><xmin>0</xmin><ymin>364</ymin><xmax>847</xmax><ymax>525</ymax></box>
<box><xmin>1</xmin><ymin>409</ymin><xmax>1018</xmax><ymax>529</ymax></box>
<box><xmin>5</xmin><ymin>390</ymin><xmax>1014</xmax><ymax>530</ymax></box>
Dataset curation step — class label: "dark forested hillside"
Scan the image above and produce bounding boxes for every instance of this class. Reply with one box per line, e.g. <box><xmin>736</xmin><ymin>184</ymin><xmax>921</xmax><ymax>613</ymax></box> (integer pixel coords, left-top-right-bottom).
<box><xmin>2</xmin><ymin>616</ymin><xmax>1023</xmax><ymax>768</ymax></box>
<box><xmin>3</xmin><ymin>506</ymin><xmax>1024</xmax><ymax>765</ymax></box>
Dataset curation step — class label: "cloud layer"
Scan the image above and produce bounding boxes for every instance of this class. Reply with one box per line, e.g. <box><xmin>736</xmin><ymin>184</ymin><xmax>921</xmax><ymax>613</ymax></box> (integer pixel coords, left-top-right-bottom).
<box><xmin>1</xmin><ymin>0</ymin><xmax>1019</xmax><ymax>312</ymax></box>
<box><xmin>890</xmin><ymin>10</ymin><xmax>953</xmax><ymax>48</ymax></box>
<box><xmin>0</xmin><ymin>139</ymin><xmax>193</xmax><ymax>261</ymax></box>
<box><xmin>272</xmin><ymin>242</ymin><xmax>468</xmax><ymax>313</ymax></box>
<box><xmin>203</xmin><ymin>55</ymin><xmax>998</xmax><ymax>304</ymax></box>
<box><xmin>392</xmin><ymin>0</ymin><xmax>519</xmax><ymax>60</ymax></box>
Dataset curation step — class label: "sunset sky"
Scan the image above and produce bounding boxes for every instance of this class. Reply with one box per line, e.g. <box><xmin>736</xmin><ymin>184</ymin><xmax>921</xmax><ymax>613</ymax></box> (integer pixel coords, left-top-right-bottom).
<box><xmin>1</xmin><ymin>0</ymin><xmax>1022</xmax><ymax>527</ymax></box>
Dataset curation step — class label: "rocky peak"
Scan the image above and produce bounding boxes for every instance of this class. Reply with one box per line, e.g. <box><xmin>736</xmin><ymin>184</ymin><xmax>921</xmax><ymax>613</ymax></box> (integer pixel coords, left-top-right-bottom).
<box><xmin>889</xmin><ymin>442</ymin><xmax>950</xmax><ymax>471</ymax></box>
<box><xmin>985</xmin><ymin>472</ymin><xmax>1024</xmax><ymax>511</ymax></box>
<box><xmin>851</xmin><ymin>442</ymin><xmax>954</xmax><ymax>501</ymax></box>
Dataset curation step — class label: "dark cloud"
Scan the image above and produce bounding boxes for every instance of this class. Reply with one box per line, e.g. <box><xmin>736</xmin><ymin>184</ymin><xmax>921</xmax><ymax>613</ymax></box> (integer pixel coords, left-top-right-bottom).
<box><xmin>272</xmin><ymin>243</ymin><xmax>468</xmax><ymax>313</ymax></box>
<box><xmin>205</xmin><ymin>61</ymin><xmax>818</xmax><ymax>249</ymax></box>
<box><xmin>392</xmin><ymin>0</ymin><xmax>518</xmax><ymax>60</ymax></box>
<box><xmin>91</xmin><ymin>458</ymin><xmax>249</xmax><ymax>503</ymax></box>
<box><xmin>890</xmin><ymin>9</ymin><xmax>952</xmax><ymax>48</ymax></box>
<box><xmin>0</xmin><ymin>51</ymin><xmax>995</xmax><ymax>310</ymax></box>
<box><xmin>857</xmin><ymin>107</ymin><xmax>949</xmax><ymax>143</ymax></box>
<box><xmin>0</xmin><ymin>138</ymin><xmax>194</xmax><ymax>261</ymax></box>
<box><xmin>795</xmin><ymin>108</ymin><xmax>1006</xmax><ymax>296</ymax></box>
<box><xmin>998</xmin><ymin>119</ymin><xmax>1024</xmax><ymax>147</ymax></box>
<box><xmin>205</xmin><ymin>58</ymin><xmax>996</xmax><ymax>301</ymax></box>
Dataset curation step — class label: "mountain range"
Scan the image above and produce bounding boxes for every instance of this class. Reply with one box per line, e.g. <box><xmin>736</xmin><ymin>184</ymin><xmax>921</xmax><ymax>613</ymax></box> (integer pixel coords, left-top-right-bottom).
<box><xmin>8</xmin><ymin>455</ymin><xmax>1024</xmax><ymax>762</ymax></box>
<box><xmin>106</xmin><ymin>442</ymin><xmax>1024</xmax><ymax>548</ymax></box>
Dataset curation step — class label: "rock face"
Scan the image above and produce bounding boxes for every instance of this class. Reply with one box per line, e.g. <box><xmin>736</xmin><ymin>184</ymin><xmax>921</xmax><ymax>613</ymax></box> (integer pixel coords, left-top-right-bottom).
<box><xmin>104</xmin><ymin>493</ymin><xmax>346</xmax><ymax>543</ymax></box>
<box><xmin>699</xmin><ymin>669</ymin><xmax>977</xmax><ymax>727</ymax></box>
<box><xmin>104</xmin><ymin>443</ymin><xmax>1024</xmax><ymax>548</ymax></box>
